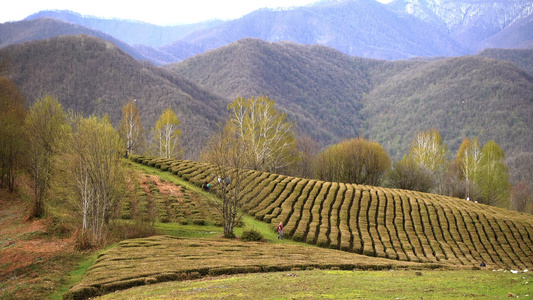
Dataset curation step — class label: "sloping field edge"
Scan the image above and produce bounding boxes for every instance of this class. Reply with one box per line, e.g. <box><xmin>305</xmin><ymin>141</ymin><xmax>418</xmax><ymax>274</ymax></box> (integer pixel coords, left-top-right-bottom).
<box><xmin>63</xmin><ymin>235</ymin><xmax>446</xmax><ymax>300</ymax></box>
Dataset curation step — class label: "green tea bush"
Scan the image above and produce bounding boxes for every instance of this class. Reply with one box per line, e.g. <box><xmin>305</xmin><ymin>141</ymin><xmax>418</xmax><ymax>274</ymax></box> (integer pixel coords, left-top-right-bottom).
<box><xmin>241</xmin><ymin>228</ymin><xmax>263</xmax><ymax>241</ymax></box>
<box><xmin>192</xmin><ymin>218</ymin><xmax>206</xmax><ymax>225</ymax></box>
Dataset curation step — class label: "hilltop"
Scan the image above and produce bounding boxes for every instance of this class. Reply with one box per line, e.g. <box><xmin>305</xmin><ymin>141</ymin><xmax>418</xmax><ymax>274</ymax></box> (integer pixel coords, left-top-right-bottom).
<box><xmin>169</xmin><ymin>38</ymin><xmax>373</xmax><ymax>143</ymax></box>
<box><xmin>0</xmin><ymin>35</ymin><xmax>228</xmax><ymax>158</ymax></box>
<box><xmin>477</xmin><ymin>48</ymin><xmax>533</xmax><ymax>75</ymax></box>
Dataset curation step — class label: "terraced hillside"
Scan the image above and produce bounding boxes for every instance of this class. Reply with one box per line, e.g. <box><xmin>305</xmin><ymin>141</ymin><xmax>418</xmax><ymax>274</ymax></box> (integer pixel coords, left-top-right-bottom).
<box><xmin>130</xmin><ymin>156</ymin><xmax>533</xmax><ymax>269</ymax></box>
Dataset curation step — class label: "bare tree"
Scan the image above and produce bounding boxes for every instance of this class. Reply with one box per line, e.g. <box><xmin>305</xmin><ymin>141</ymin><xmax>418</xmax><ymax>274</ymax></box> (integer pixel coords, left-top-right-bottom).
<box><xmin>202</xmin><ymin>122</ymin><xmax>246</xmax><ymax>238</ymax></box>
<box><xmin>510</xmin><ymin>182</ymin><xmax>533</xmax><ymax>213</ymax></box>
<box><xmin>227</xmin><ymin>96</ymin><xmax>298</xmax><ymax>173</ymax></box>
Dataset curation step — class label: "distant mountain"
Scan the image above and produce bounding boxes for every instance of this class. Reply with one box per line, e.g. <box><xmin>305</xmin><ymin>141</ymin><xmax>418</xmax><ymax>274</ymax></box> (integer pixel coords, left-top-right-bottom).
<box><xmin>388</xmin><ymin>0</ymin><xmax>533</xmax><ymax>51</ymax></box>
<box><xmin>0</xmin><ymin>35</ymin><xmax>228</xmax><ymax>158</ymax></box>
<box><xmin>167</xmin><ymin>0</ymin><xmax>467</xmax><ymax>60</ymax></box>
<box><xmin>7</xmin><ymin>0</ymin><xmax>533</xmax><ymax>63</ymax></box>
<box><xmin>24</xmin><ymin>10</ymin><xmax>223</xmax><ymax>47</ymax></box>
<box><xmin>479</xmin><ymin>14</ymin><xmax>533</xmax><ymax>50</ymax></box>
<box><xmin>0</xmin><ymin>18</ymin><xmax>149</xmax><ymax>61</ymax></box>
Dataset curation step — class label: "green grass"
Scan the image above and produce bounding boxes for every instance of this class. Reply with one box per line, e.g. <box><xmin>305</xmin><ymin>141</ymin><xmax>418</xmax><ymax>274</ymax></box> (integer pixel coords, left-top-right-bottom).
<box><xmin>95</xmin><ymin>269</ymin><xmax>533</xmax><ymax>299</ymax></box>
<box><xmin>48</xmin><ymin>252</ymin><xmax>100</xmax><ymax>300</ymax></box>
<box><xmin>155</xmin><ymin>221</ymin><xmax>222</xmax><ymax>238</ymax></box>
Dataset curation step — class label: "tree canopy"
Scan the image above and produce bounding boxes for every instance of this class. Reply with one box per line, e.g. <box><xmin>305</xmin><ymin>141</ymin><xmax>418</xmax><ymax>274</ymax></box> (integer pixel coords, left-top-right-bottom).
<box><xmin>227</xmin><ymin>96</ymin><xmax>299</xmax><ymax>173</ymax></box>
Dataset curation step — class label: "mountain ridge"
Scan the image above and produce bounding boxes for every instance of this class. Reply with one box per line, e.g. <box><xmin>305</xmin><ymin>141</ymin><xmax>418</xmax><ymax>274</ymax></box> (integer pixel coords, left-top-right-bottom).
<box><xmin>5</xmin><ymin>0</ymin><xmax>532</xmax><ymax>63</ymax></box>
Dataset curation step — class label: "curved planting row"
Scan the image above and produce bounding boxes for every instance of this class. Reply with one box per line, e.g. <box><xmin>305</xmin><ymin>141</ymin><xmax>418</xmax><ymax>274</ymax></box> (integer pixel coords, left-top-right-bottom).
<box><xmin>130</xmin><ymin>155</ymin><xmax>533</xmax><ymax>269</ymax></box>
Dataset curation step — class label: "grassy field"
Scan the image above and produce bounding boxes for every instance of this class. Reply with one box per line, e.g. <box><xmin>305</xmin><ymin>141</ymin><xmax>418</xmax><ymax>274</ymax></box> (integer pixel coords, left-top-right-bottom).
<box><xmin>96</xmin><ymin>269</ymin><xmax>532</xmax><ymax>299</ymax></box>
<box><xmin>57</xmin><ymin>157</ymin><xmax>533</xmax><ymax>299</ymax></box>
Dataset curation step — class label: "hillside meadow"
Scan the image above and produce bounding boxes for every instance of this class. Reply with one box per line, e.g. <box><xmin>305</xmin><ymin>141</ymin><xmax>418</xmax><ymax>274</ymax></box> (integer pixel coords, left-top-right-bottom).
<box><xmin>129</xmin><ymin>156</ymin><xmax>533</xmax><ymax>269</ymax></box>
<box><xmin>59</xmin><ymin>156</ymin><xmax>533</xmax><ymax>299</ymax></box>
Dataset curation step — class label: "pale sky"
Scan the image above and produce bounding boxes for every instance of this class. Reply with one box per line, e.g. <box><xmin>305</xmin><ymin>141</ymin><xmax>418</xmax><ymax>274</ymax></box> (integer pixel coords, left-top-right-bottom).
<box><xmin>1</xmin><ymin>0</ymin><xmax>393</xmax><ymax>26</ymax></box>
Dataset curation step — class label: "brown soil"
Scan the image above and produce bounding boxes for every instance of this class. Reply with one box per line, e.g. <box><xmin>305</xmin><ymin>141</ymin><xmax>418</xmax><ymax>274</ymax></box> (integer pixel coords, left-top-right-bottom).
<box><xmin>139</xmin><ymin>174</ymin><xmax>183</xmax><ymax>196</ymax></box>
<box><xmin>0</xmin><ymin>189</ymin><xmax>77</xmax><ymax>298</ymax></box>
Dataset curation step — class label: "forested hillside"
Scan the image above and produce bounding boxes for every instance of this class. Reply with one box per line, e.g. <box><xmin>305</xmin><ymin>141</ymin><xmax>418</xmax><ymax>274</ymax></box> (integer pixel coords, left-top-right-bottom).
<box><xmin>477</xmin><ymin>48</ymin><xmax>533</xmax><ymax>75</ymax></box>
<box><xmin>170</xmin><ymin>38</ymin><xmax>533</xmax><ymax>185</ymax></box>
<box><xmin>169</xmin><ymin>38</ymin><xmax>374</xmax><ymax>144</ymax></box>
<box><xmin>361</xmin><ymin>56</ymin><xmax>533</xmax><ymax>185</ymax></box>
<box><xmin>0</xmin><ymin>35</ymin><xmax>228</xmax><ymax>158</ymax></box>
<box><xmin>2</xmin><ymin>35</ymin><xmax>532</xmax><ymax>187</ymax></box>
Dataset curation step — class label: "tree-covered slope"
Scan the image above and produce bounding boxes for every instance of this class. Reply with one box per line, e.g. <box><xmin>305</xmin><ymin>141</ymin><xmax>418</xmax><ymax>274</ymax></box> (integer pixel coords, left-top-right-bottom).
<box><xmin>170</xmin><ymin>39</ymin><xmax>533</xmax><ymax>184</ymax></box>
<box><xmin>3</xmin><ymin>35</ymin><xmax>532</xmax><ymax>184</ymax></box>
<box><xmin>362</xmin><ymin>56</ymin><xmax>533</xmax><ymax>183</ymax></box>
<box><xmin>477</xmin><ymin>48</ymin><xmax>533</xmax><ymax>75</ymax></box>
<box><xmin>168</xmin><ymin>38</ymin><xmax>375</xmax><ymax>144</ymax></box>
<box><xmin>0</xmin><ymin>35</ymin><xmax>228</xmax><ymax>158</ymax></box>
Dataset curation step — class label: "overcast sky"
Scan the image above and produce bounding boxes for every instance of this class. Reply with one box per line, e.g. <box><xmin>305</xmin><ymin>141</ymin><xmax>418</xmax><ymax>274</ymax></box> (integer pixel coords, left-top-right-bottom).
<box><xmin>1</xmin><ymin>0</ymin><xmax>393</xmax><ymax>26</ymax></box>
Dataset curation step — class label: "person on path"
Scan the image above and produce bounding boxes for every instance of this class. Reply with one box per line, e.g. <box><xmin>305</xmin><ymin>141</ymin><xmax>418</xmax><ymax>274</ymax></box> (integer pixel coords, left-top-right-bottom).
<box><xmin>277</xmin><ymin>222</ymin><xmax>283</xmax><ymax>240</ymax></box>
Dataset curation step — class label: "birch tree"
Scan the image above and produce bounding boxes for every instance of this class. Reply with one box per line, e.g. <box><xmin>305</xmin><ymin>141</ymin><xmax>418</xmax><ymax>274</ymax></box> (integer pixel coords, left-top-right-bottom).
<box><xmin>24</xmin><ymin>96</ymin><xmax>68</xmax><ymax>218</ymax></box>
<box><xmin>119</xmin><ymin>100</ymin><xmax>145</xmax><ymax>156</ymax></box>
<box><xmin>153</xmin><ymin>108</ymin><xmax>181</xmax><ymax>158</ymax></box>
<box><xmin>456</xmin><ymin>137</ymin><xmax>482</xmax><ymax>199</ymax></box>
<box><xmin>67</xmin><ymin>115</ymin><xmax>124</xmax><ymax>246</ymax></box>
<box><xmin>475</xmin><ymin>140</ymin><xmax>510</xmax><ymax>207</ymax></box>
<box><xmin>227</xmin><ymin>96</ymin><xmax>298</xmax><ymax>173</ymax></box>
<box><xmin>408</xmin><ymin>129</ymin><xmax>448</xmax><ymax>193</ymax></box>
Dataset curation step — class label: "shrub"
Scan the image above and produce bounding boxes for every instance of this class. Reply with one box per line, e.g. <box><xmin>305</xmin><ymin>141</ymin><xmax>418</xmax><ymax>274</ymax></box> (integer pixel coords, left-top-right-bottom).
<box><xmin>192</xmin><ymin>218</ymin><xmax>206</xmax><ymax>225</ymax></box>
<box><xmin>241</xmin><ymin>228</ymin><xmax>264</xmax><ymax>241</ymax></box>
<box><xmin>62</xmin><ymin>285</ymin><xmax>100</xmax><ymax>300</ymax></box>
